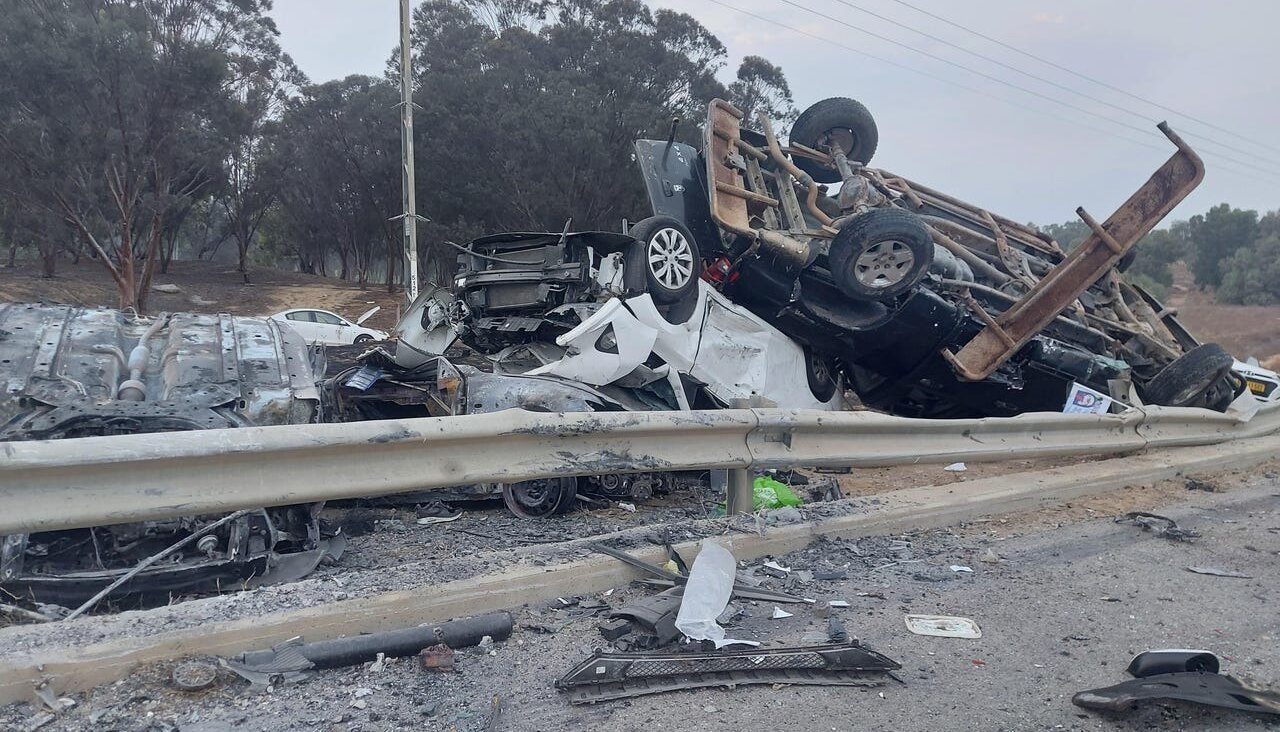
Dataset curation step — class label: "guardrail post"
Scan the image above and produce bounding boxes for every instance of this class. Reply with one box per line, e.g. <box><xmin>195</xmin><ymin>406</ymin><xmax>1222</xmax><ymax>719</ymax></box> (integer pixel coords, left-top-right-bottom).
<box><xmin>725</xmin><ymin>467</ymin><xmax>754</xmax><ymax>516</ymax></box>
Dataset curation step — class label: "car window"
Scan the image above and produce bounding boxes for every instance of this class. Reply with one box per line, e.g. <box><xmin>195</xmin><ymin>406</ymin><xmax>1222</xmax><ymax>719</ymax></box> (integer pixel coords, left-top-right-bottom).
<box><xmin>285</xmin><ymin>311</ymin><xmax>315</xmax><ymax>323</ymax></box>
<box><xmin>313</xmin><ymin>311</ymin><xmax>345</xmax><ymax>326</ymax></box>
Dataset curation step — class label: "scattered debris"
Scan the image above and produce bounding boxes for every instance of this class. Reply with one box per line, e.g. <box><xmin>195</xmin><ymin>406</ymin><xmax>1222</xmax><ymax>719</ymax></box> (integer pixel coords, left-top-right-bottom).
<box><xmin>904</xmin><ymin>614</ymin><xmax>982</xmax><ymax>639</ymax></box>
<box><xmin>1184</xmin><ymin>477</ymin><xmax>1217</xmax><ymax>492</ymax></box>
<box><xmin>0</xmin><ymin>603</ymin><xmax>52</xmax><ymax>625</ymax></box>
<box><xmin>1126</xmin><ymin>649</ymin><xmax>1220</xmax><ymax>677</ymax></box>
<box><xmin>224</xmin><ymin>612</ymin><xmax>512</xmax><ymax>682</ymax></box>
<box><xmin>827</xmin><ymin>615</ymin><xmax>850</xmax><ymax>643</ymax></box>
<box><xmin>828</xmin><ymin>600</ymin><xmax>851</xmax><ymax>608</ymax></box>
<box><xmin>1074</xmin><ymin>651</ymin><xmax>1280</xmax><ymax>717</ymax></box>
<box><xmin>979</xmin><ymin>548</ymin><xmax>1001</xmax><ymax>564</ymax></box>
<box><xmin>598</xmin><ymin>619</ymin><xmax>632</xmax><ymax>641</ymax></box>
<box><xmin>557</xmin><ymin>643</ymin><xmax>901</xmax><ymax>704</ymax></box>
<box><xmin>611</xmin><ymin>589</ymin><xmax>682</xmax><ymax>649</ymax></box>
<box><xmin>950</xmin><ymin>565</ymin><xmax>974</xmax><ymax>573</ymax></box>
<box><xmin>1186</xmin><ymin>566</ymin><xmax>1252</xmax><ymax>578</ymax></box>
<box><xmin>20</xmin><ymin>712</ymin><xmax>55</xmax><ymax>732</ymax></box>
<box><xmin>151</xmin><ymin>283</ymin><xmax>182</xmax><ymax>294</ymax></box>
<box><xmin>762</xmin><ymin>560</ymin><xmax>792</xmax><ymax>574</ymax></box>
<box><xmin>772</xmin><ymin>606</ymin><xmax>794</xmax><ymax>619</ymax></box>
<box><xmin>415</xmin><ymin>501</ymin><xmax>463</xmax><ymax>525</ymax></box>
<box><xmin>617</xmin><ymin>502</ymin><xmax>637</xmax><ymax>512</ymax></box>
<box><xmin>171</xmin><ymin>660</ymin><xmax>219</xmax><ymax>692</ymax></box>
<box><xmin>1116</xmin><ymin>511</ymin><xmax>1200</xmax><ymax>541</ymax></box>
<box><xmin>419</xmin><ymin>643</ymin><xmax>456</xmax><ymax>673</ymax></box>
<box><xmin>674</xmin><ymin>541</ymin><xmax>756</xmax><ymax>648</ymax></box>
<box><xmin>944</xmin><ymin>462</ymin><xmax>967</xmax><ymax>473</ymax></box>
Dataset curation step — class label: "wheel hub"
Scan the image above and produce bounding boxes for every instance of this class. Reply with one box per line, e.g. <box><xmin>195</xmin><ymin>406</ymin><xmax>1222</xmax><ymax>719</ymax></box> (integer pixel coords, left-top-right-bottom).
<box><xmin>853</xmin><ymin>240</ymin><xmax>914</xmax><ymax>288</ymax></box>
<box><xmin>647</xmin><ymin>228</ymin><xmax>694</xmax><ymax>290</ymax></box>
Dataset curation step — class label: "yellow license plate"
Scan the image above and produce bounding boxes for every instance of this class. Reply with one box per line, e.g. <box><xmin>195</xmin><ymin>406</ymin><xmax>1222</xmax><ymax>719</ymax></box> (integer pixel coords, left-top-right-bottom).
<box><xmin>1247</xmin><ymin>379</ymin><xmax>1268</xmax><ymax>394</ymax></box>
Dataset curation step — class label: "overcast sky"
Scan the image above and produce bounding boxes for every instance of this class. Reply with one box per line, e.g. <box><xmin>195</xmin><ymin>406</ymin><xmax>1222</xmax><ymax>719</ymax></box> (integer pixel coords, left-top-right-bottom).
<box><xmin>270</xmin><ymin>0</ymin><xmax>1279</xmax><ymax>226</ymax></box>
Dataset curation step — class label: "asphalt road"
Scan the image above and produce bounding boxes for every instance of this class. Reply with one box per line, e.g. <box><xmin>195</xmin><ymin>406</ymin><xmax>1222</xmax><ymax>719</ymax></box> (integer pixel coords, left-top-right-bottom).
<box><xmin>5</xmin><ymin>473</ymin><xmax>1279</xmax><ymax>732</ymax></box>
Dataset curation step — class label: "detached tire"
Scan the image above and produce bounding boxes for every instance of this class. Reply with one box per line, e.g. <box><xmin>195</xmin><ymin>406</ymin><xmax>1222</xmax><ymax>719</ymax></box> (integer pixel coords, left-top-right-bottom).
<box><xmin>1142</xmin><ymin>343</ymin><xmax>1235</xmax><ymax>407</ymax></box>
<box><xmin>790</xmin><ymin>97</ymin><xmax>879</xmax><ymax>184</ymax></box>
<box><xmin>829</xmin><ymin>209</ymin><xmax>933</xmax><ymax>302</ymax></box>
<box><xmin>627</xmin><ymin>216</ymin><xmax>702</xmax><ymax>305</ymax></box>
<box><xmin>501</xmin><ymin>477</ymin><xmax>578</xmax><ymax>519</ymax></box>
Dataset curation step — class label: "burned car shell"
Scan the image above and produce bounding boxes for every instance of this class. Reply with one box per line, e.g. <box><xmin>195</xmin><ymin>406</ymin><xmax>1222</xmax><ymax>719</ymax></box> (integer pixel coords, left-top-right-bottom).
<box><xmin>0</xmin><ymin>302</ymin><xmax>335</xmax><ymax>606</ymax></box>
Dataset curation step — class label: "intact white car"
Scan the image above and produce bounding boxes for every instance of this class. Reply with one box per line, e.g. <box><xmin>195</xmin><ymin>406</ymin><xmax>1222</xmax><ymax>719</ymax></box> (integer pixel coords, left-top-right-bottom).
<box><xmin>270</xmin><ymin>307</ymin><xmax>387</xmax><ymax>346</ymax></box>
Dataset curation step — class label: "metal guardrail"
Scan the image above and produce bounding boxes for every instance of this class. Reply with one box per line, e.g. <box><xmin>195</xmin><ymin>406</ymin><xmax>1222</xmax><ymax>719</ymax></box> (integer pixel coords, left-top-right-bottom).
<box><xmin>0</xmin><ymin>400</ymin><xmax>1276</xmax><ymax>535</ymax></box>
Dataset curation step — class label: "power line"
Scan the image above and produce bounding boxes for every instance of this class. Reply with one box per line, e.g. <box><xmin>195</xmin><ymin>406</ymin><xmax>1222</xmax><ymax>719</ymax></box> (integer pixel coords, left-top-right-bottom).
<box><xmin>884</xmin><ymin>0</ymin><xmax>1280</xmax><ymax>157</ymax></box>
<box><xmin>764</xmin><ymin>0</ymin><xmax>1280</xmax><ymax>181</ymax></box>
<box><xmin>696</xmin><ymin>0</ymin><xmax>1280</xmax><ymax>187</ymax></box>
<box><xmin>820</xmin><ymin>0</ymin><xmax>1280</xmax><ymax>171</ymax></box>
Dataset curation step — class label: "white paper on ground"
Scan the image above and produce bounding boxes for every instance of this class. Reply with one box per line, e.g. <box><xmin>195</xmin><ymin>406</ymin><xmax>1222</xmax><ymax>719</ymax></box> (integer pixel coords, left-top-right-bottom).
<box><xmin>904</xmin><ymin>614</ymin><xmax>982</xmax><ymax>639</ymax></box>
<box><xmin>771</xmin><ymin>606</ymin><xmax>793</xmax><ymax>619</ymax></box>
<box><xmin>674</xmin><ymin>540</ymin><xmax>756</xmax><ymax>648</ymax></box>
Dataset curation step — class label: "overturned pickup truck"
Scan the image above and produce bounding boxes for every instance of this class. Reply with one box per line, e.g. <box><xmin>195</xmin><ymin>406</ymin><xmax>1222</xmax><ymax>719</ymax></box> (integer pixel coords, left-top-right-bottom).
<box><xmin>630</xmin><ymin>97</ymin><xmax>1240</xmax><ymax>417</ymax></box>
<box><xmin>423</xmin><ymin>97</ymin><xmax>1241</xmax><ymax>420</ymax></box>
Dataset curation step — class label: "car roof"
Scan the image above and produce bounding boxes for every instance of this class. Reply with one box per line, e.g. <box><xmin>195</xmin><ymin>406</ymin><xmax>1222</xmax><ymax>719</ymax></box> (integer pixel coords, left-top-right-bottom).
<box><xmin>276</xmin><ymin>308</ymin><xmax>343</xmax><ymax>317</ymax></box>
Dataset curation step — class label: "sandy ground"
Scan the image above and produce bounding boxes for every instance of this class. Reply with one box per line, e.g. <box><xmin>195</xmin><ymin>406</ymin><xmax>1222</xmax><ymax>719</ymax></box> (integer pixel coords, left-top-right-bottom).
<box><xmin>3</xmin><ymin>462</ymin><xmax>1278</xmax><ymax>732</ymax></box>
<box><xmin>0</xmin><ymin>260</ymin><xmax>405</xmax><ymax>331</ymax></box>
<box><xmin>1163</xmin><ymin>264</ymin><xmax>1280</xmax><ymax>363</ymax></box>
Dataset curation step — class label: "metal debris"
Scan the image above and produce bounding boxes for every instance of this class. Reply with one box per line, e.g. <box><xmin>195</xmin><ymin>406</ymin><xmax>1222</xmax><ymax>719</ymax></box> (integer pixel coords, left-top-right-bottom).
<box><xmin>1186</xmin><ymin>566</ymin><xmax>1252</xmax><ymax>578</ymax></box>
<box><xmin>1116</xmin><ymin>511</ymin><xmax>1200</xmax><ymax>542</ymax></box>
<box><xmin>171</xmin><ymin>660</ymin><xmax>219</xmax><ymax>692</ymax></box>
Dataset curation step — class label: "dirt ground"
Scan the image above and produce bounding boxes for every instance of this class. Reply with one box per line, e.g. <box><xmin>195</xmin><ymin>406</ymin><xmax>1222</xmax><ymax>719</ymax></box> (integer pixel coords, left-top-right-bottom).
<box><xmin>3</xmin><ymin>462</ymin><xmax>1278</xmax><ymax>731</ymax></box>
<box><xmin>1163</xmin><ymin>263</ymin><xmax>1280</xmax><ymax>363</ymax></box>
<box><xmin>0</xmin><ymin>260</ymin><xmax>405</xmax><ymax>331</ymax></box>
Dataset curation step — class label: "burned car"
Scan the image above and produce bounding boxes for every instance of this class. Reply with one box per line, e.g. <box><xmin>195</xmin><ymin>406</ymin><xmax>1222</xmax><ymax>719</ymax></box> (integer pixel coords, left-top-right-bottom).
<box><xmin>0</xmin><ymin>302</ymin><xmax>343</xmax><ymax>606</ymax></box>
<box><xmin>628</xmin><ymin>97</ymin><xmax>1241</xmax><ymax>417</ymax></box>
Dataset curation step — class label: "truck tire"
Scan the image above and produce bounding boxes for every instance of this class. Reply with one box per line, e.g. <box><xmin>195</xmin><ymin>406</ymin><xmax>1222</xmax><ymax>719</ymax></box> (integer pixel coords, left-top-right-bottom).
<box><xmin>1141</xmin><ymin>343</ymin><xmax>1235</xmax><ymax>407</ymax></box>
<box><xmin>805</xmin><ymin>348</ymin><xmax>838</xmax><ymax>402</ymax></box>
<box><xmin>790</xmin><ymin>97</ymin><xmax>879</xmax><ymax>184</ymax></box>
<box><xmin>828</xmin><ymin>209</ymin><xmax>933</xmax><ymax>302</ymax></box>
<box><xmin>627</xmin><ymin>216</ymin><xmax>702</xmax><ymax>305</ymax></box>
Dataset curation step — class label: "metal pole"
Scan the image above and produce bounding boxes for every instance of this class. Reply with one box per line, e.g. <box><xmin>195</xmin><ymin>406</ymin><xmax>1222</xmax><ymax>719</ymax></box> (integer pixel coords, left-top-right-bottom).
<box><xmin>399</xmin><ymin>0</ymin><xmax>420</xmax><ymax>302</ymax></box>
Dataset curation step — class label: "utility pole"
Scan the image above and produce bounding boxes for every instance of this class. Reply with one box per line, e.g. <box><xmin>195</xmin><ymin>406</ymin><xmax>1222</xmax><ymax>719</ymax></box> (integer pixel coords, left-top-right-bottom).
<box><xmin>398</xmin><ymin>0</ymin><xmax>420</xmax><ymax>301</ymax></box>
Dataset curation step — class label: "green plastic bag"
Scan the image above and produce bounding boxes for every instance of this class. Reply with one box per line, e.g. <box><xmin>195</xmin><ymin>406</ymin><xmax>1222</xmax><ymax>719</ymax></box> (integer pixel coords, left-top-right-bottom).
<box><xmin>752</xmin><ymin>475</ymin><xmax>802</xmax><ymax>510</ymax></box>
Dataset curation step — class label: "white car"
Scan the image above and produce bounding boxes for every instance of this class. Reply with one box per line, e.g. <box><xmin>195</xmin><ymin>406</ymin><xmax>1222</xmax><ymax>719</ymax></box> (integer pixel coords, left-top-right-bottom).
<box><xmin>1234</xmin><ymin>359</ymin><xmax>1280</xmax><ymax>402</ymax></box>
<box><xmin>270</xmin><ymin>307</ymin><xmax>387</xmax><ymax>346</ymax></box>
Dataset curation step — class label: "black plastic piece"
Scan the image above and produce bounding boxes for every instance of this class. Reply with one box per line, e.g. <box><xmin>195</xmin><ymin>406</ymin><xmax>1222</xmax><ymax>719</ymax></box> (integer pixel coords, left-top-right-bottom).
<box><xmin>1127</xmin><ymin>650</ymin><xmax>1220</xmax><ymax>677</ymax></box>
<box><xmin>1073</xmin><ymin>672</ymin><xmax>1280</xmax><ymax>716</ymax></box>
<box><xmin>233</xmin><ymin>611</ymin><xmax>514</xmax><ymax>671</ymax></box>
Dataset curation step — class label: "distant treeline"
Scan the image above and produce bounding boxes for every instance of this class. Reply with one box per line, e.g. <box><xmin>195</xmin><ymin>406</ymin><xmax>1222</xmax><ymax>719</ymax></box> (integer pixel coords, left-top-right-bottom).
<box><xmin>1039</xmin><ymin>203</ymin><xmax>1280</xmax><ymax>304</ymax></box>
<box><xmin>0</xmin><ymin>0</ymin><xmax>795</xmax><ymax>311</ymax></box>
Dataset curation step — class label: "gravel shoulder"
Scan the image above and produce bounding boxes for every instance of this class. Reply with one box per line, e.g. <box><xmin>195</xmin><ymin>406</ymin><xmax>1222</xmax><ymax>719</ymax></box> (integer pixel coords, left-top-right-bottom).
<box><xmin>3</xmin><ymin>467</ymin><xmax>1279</xmax><ymax>731</ymax></box>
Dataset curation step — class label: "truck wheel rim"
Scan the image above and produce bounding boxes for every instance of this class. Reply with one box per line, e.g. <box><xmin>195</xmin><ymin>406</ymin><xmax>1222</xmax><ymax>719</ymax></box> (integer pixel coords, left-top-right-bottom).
<box><xmin>647</xmin><ymin>228</ymin><xmax>694</xmax><ymax>290</ymax></box>
<box><xmin>854</xmin><ymin>240</ymin><xmax>914</xmax><ymax>288</ymax></box>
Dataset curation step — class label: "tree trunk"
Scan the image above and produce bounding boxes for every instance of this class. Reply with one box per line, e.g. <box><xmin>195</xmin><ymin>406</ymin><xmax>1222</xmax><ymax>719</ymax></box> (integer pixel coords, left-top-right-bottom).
<box><xmin>134</xmin><ymin>211</ymin><xmax>165</xmax><ymax>313</ymax></box>
<box><xmin>3</xmin><ymin>204</ymin><xmax>17</xmax><ymax>268</ymax></box>
<box><xmin>117</xmin><ymin>218</ymin><xmax>138</xmax><ymax>311</ymax></box>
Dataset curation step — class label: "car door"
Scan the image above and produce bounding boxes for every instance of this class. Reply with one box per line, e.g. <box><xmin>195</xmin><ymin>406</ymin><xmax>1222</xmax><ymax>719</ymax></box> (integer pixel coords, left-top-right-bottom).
<box><xmin>283</xmin><ymin>310</ymin><xmax>319</xmax><ymax>342</ymax></box>
<box><xmin>311</xmin><ymin>311</ymin><xmax>349</xmax><ymax>345</ymax></box>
